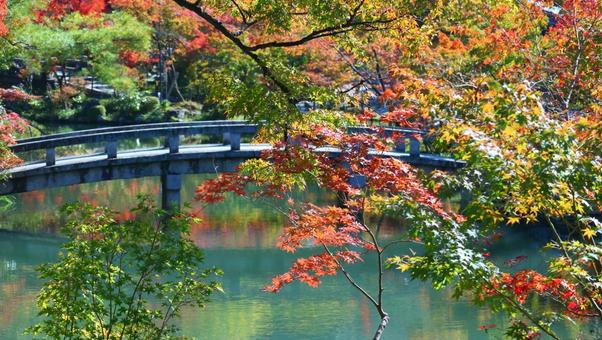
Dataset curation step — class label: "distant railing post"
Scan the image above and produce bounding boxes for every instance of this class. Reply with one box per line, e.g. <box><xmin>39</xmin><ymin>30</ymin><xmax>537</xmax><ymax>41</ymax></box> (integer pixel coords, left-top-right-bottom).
<box><xmin>106</xmin><ymin>141</ymin><xmax>117</xmax><ymax>159</ymax></box>
<box><xmin>223</xmin><ymin>132</ymin><xmax>241</xmax><ymax>151</ymax></box>
<box><xmin>165</xmin><ymin>135</ymin><xmax>179</xmax><ymax>153</ymax></box>
<box><xmin>46</xmin><ymin>148</ymin><xmax>56</xmax><ymax>166</ymax></box>
<box><xmin>409</xmin><ymin>136</ymin><xmax>420</xmax><ymax>157</ymax></box>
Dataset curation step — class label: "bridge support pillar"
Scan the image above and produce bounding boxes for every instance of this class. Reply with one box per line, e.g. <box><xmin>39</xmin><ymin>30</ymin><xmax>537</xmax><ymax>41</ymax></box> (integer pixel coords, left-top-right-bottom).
<box><xmin>161</xmin><ymin>173</ymin><xmax>182</xmax><ymax>211</ymax></box>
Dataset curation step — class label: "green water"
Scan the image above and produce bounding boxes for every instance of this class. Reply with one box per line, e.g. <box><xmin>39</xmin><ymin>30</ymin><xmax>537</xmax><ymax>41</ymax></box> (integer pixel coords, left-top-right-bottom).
<box><xmin>0</xmin><ymin>175</ymin><xmax>593</xmax><ymax>339</ymax></box>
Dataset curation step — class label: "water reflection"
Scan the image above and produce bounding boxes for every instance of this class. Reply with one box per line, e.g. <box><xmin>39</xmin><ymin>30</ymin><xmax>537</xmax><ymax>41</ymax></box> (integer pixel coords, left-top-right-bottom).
<box><xmin>0</xmin><ymin>232</ymin><xmax>61</xmax><ymax>339</ymax></box>
<box><xmin>0</xmin><ymin>175</ymin><xmax>593</xmax><ymax>339</ymax></box>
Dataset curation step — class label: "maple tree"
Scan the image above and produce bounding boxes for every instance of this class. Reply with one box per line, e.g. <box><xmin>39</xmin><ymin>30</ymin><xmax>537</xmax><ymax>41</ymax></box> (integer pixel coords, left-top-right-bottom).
<box><xmin>3</xmin><ymin>0</ymin><xmax>225</xmax><ymax>103</ymax></box>
<box><xmin>0</xmin><ymin>2</ymin><xmax>28</xmax><ymax>174</ymax></box>
<box><xmin>0</xmin><ymin>0</ymin><xmax>7</xmax><ymax>37</ymax></box>
<box><xmin>366</xmin><ymin>1</ymin><xmax>602</xmax><ymax>338</ymax></box>
<box><xmin>427</xmin><ymin>91</ymin><xmax>602</xmax><ymax>338</ymax></box>
<box><xmin>195</xmin><ymin>120</ymin><xmax>467</xmax><ymax>339</ymax></box>
<box><xmin>0</xmin><ymin>88</ymin><xmax>28</xmax><ymax>173</ymax></box>
<box><xmin>0</xmin><ymin>6</ymin><xmax>29</xmax><ymax>211</ymax></box>
<box><xmin>165</xmin><ymin>0</ymin><xmax>443</xmax><ymax>136</ymax></box>
<box><xmin>195</xmin><ymin>0</ymin><xmax>602</xmax><ymax>338</ymax></box>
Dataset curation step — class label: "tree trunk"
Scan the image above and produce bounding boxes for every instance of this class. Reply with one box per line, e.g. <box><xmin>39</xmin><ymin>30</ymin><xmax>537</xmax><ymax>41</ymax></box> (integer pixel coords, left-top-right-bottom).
<box><xmin>167</xmin><ymin>64</ymin><xmax>186</xmax><ymax>102</ymax></box>
<box><xmin>373</xmin><ymin>314</ymin><xmax>389</xmax><ymax>340</ymax></box>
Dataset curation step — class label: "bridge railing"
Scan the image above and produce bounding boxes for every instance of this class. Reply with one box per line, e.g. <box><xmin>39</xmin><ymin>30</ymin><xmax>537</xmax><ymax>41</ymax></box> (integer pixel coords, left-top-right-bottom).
<box><xmin>347</xmin><ymin>126</ymin><xmax>429</xmax><ymax>157</ymax></box>
<box><xmin>19</xmin><ymin>120</ymin><xmax>249</xmax><ymax>142</ymax></box>
<box><xmin>11</xmin><ymin>121</ymin><xmax>257</xmax><ymax>166</ymax></box>
<box><xmin>10</xmin><ymin>121</ymin><xmax>433</xmax><ymax>167</ymax></box>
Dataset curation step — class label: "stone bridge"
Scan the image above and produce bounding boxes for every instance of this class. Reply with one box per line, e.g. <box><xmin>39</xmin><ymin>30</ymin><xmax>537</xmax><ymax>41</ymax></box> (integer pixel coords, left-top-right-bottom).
<box><xmin>0</xmin><ymin>121</ymin><xmax>463</xmax><ymax>209</ymax></box>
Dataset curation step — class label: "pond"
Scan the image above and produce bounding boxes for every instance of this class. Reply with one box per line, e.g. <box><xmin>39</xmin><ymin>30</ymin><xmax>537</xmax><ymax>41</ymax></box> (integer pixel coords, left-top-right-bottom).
<box><xmin>0</xmin><ymin>174</ymin><xmax>593</xmax><ymax>339</ymax></box>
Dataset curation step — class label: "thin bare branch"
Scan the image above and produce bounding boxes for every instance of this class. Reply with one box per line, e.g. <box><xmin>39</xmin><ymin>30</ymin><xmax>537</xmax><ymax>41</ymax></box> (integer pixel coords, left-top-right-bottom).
<box><xmin>322</xmin><ymin>244</ymin><xmax>379</xmax><ymax>308</ymax></box>
<box><xmin>248</xmin><ymin>18</ymin><xmax>396</xmax><ymax>51</ymax></box>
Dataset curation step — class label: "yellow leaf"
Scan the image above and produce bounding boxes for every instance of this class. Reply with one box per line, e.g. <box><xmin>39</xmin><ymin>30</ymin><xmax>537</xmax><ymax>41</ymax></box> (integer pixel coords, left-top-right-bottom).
<box><xmin>482</xmin><ymin>103</ymin><xmax>495</xmax><ymax>115</ymax></box>
<box><xmin>583</xmin><ymin>228</ymin><xmax>597</xmax><ymax>239</ymax></box>
<box><xmin>515</xmin><ymin>143</ymin><xmax>527</xmax><ymax>154</ymax></box>
<box><xmin>398</xmin><ymin>263</ymin><xmax>411</xmax><ymax>272</ymax></box>
<box><xmin>440</xmin><ymin>130</ymin><xmax>453</xmax><ymax>143</ymax></box>
<box><xmin>502</xmin><ymin>124</ymin><xmax>519</xmax><ymax>138</ymax></box>
<box><xmin>507</xmin><ymin>216</ymin><xmax>521</xmax><ymax>225</ymax></box>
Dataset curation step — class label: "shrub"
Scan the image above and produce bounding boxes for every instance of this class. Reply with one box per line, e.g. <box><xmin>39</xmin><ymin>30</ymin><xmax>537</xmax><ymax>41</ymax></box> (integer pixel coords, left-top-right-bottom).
<box><xmin>101</xmin><ymin>94</ymin><xmax>164</xmax><ymax>122</ymax></box>
<box><xmin>76</xmin><ymin>104</ymin><xmax>106</xmax><ymax>121</ymax></box>
<box><xmin>140</xmin><ymin>96</ymin><xmax>160</xmax><ymax>114</ymax></box>
<box><xmin>103</xmin><ymin>93</ymin><xmax>141</xmax><ymax>116</ymax></box>
<box><xmin>142</xmin><ymin>109</ymin><xmax>165</xmax><ymax>122</ymax></box>
<box><xmin>56</xmin><ymin>108</ymin><xmax>77</xmax><ymax>121</ymax></box>
<box><xmin>48</xmin><ymin>86</ymin><xmax>85</xmax><ymax>111</ymax></box>
<box><xmin>92</xmin><ymin>104</ymin><xmax>106</xmax><ymax>118</ymax></box>
<box><xmin>27</xmin><ymin>197</ymin><xmax>222</xmax><ymax>339</ymax></box>
<box><xmin>172</xmin><ymin>100</ymin><xmax>203</xmax><ymax>112</ymax></box>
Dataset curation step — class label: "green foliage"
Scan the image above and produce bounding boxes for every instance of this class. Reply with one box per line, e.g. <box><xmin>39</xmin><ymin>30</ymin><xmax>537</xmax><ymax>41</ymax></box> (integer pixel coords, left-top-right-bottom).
<box><xmin>0</xmin><ymin>40</ymin><xmax>20</xmax><ymax>70</ymax></box>
<box><xmin>142</xmin><ymin>109</ymin><xmax>165</xmax><ymax>122</ymax></box>
<box><xmin>172</xmin><ymin>100</ymin><xmax>202</xmax><ymax>112</ymax></box>
<box><xmin>13</xmin><ymin>10</ymin><xmax>151</xmax><ymax>93</ymax></box>
<box><xmin>0</xmin><ymin>196</ymin><xmax>15</xmax><ymax>212</ymax></box>
<box><xmin>27</xmin><ymin>197</ymin><xmax>222</xmax><ymax>339</ymax></box>
<box><xmin>56</xmin><ymin>108</ymin><xmax>77</xmax><ymax>120</ymax></box>
<box><xmin>101</xmin><ymin>94</ymin><xmax>165</xmax><ymax>122</ymax></box>
<box><xmin>79</xmin><ymin>104</ymin><xmax>107</xmax><ymax>121</ymax></box>
<box><xmin>25</xmin><ymin>91</ymin><xmax>166</xmax><ymax>123</ymax></box>
<box><xmin>178</xmin><ymin>51</ymin><xmax>263</xmax><ymax>119</ymax></box>
<box><xmin>140</xmin><ymin>96</ymin><xmax>160</xmax><ymax>114</ymax></box>
<box><xmin>206</xmin><ymin>50</ymin><xmax>338</xmax><ymax>130</ymax></box>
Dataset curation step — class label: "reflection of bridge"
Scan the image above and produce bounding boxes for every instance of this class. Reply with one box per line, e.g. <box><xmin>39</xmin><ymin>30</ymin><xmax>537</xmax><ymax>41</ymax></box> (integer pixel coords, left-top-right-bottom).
<box><xmin>1</xmin><ymin>121</ymin><xmax>463</xmax><ymax>209</ymax></box>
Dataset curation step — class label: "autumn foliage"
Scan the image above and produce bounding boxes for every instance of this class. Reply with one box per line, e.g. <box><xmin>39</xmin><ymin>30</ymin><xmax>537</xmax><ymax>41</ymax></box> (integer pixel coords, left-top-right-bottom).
<box><xmin>39</xmin><ymin>0</ymin><xmax>108</xmax><ymax>18</ymax></box>
<box><xmin>0</xmin><ymin>89</ymin><xmax>29</xmax><ymax>171</ymax></box>
<box><xmin>196</xmin><ymin>124</ymin><xmax>461</xmax><ymax>337</ymax></box>
<box><xmin>193</xmin><ymin>0</ymin><xmax>602</xmax><ymax>338</ymax></box>
<box><xmin>0</xmin><ymin>0</ymin><xmax>7</xmax><ymax>36</ymax></box>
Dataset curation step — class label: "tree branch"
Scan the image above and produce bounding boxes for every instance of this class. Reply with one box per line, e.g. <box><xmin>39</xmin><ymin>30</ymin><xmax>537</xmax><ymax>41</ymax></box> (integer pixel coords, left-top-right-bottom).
<box><xmin>322</xmin><ymin>244</ymin><xmax>379</xmax><ymax>308</ymax></box>
<box><xmin>544</xmin><ymin>214</ymin><xmax>602</xmax><ymax>319</ymax></box>
<box><xmin>484</xmin><ymin>278</ymin><xmax>560</xmax><ymax>340</ymax></box>
<box><xmin>171</xmin><ymin>0</ymin><xmax>398</xmax><ymax>102</ymax></box>
<box><xmin>248</xmin><ymin>18</ymin><xmax>396</xmax><ymax>51</ymax></box>
<box><xmin>230</xmin><ymin>0</ymin><xmax>250</xmax><ymax>25</ymax></box>
<box><xmin>171</xmin><ymin>0</ymin><xmax>293</xmax><ymax>97</ymax></box>
<box><xmin>335</xmin><ymin>47</ymin><xmax>383</xmax><ymax>96</ymax></box>
<box><xmin>373</xmin><ymin>314</ymin><xmax>389</xmax><ymax>340</ymax></box>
